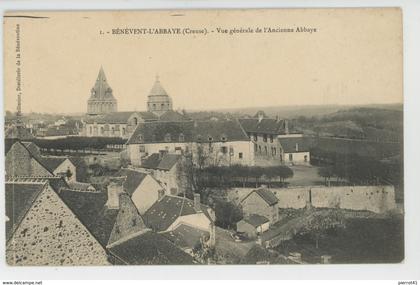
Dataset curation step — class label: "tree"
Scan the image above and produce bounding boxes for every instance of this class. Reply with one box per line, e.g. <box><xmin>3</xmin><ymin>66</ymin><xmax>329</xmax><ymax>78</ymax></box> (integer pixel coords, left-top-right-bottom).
<box><xmin>318</xmin><ymin>166</ymin><xmax>334</xmax><ymax>186</ymax></box>
<box><xmin>298</xmin><ymin>210</ymin><xmax>345</xmax><ymax>249</ymax></box>
<box><xmin>214</xmin><ymin>201</ymin><xmax>243</xmax><ymax>230</ymax></box>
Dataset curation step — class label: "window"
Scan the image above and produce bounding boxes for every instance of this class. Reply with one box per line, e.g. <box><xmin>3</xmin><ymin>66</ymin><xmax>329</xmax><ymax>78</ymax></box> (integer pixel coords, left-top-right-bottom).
<box><xmin>289</xmin><ymin>153</ymin><xmax>293</xmax><ymax>161</ymax></box>
<box><xmin>221</xmin><ymin>146</ymin><xmax>228</xmax><ymax>154</ymax></box>
<box><xmin>239</xmin><ymin>152</ymin><xmax>243</xmax><ymax>159</ymax></box>
<box><xmin>270</xmin><ymin>135</ymin><xmax>274</xmax><ymax>143</ymax></box>
<box><xmin>179</xmin><ymin>133</ymin><xmax>185</xmax><ymax>142</ymax></box>
<box><xmin>253</xmin><ymin>134</ymin><xmax>258</xmax><ymax>141</ymax></box>
<box><xmin>229</xmin><ymin>146</ymin><xmax>234</xmax><ymax>156</ymax></box>
<box><xmin>139</xmin><ymin>145</ymin><xmax>145</xmax><ymax>152</ymax></box>
<box><xmin>133</xmin><ymin>117</ymin><xmax>138</xmax><ymax>125</ymax></box>
<box><xmin>304</xmin><ymin>155</ymin><xmax>308</xmax><ymax>162</ymax></box>
<box><xmin>254</xmin><ymin>144</ymin><xmax>258</xmax><ymax>153</ymax></box>
<box><xmin>221</xmin><ymin>135</ymin><xmax>227</xmax><ymax>142</ymax></box>
<box><xmin>259</xmin><ymin>145</ymin><xmax>262</xmax><ymax>153</ymax></box>
<box><xmin>208</xmin><ymin>136</ymin><xmax>213</xmax><ymax>142</ymax></box>
<box><xmin>264</xmin><ymin>146</ymin><xmax>268</xmax><ymax>155</ymax></box>
<box><xmin>137</xmin><ymin>134</ymin><xmax>143</xmax><ymax>142</ymax></box>
<box><xmin>263</xmin><ymin>134</ymin><xmax>267</xmax><ymax>142</ymax></box>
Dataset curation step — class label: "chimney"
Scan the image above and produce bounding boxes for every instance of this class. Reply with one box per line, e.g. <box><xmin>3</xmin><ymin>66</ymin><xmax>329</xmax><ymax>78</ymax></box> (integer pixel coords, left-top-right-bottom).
<box><xmin>193</xmin><ymin>193</ymin><xmax>201</xmax><ymax>212</ymax></box>
<box><xmin>158</xmin><ymin>188</ymin><xmax>165</xmax><ymax>200</ymax></box>
<box><xmin>295</xmin><ymin>143</ymin><xmax>299</xmax><ymax>152</ymax></box>
<box><xmin>257</xmin><ymin>111</ymin><xmax>264</xmax><ymax>123</ymax></box>
<box><xmin>105</xmin><ymin>177</ymin><xmax>125</xmax><ymax>210</ymax></box>
<box><xmin>284</xmin><ymin>120</ymin><xmax>289</xmax><ymax>134</ymax></box>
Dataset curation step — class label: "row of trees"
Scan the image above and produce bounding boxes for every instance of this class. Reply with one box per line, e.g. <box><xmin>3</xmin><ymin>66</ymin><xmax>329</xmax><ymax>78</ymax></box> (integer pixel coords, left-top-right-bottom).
<box><xmin>317</xmin><ymin>154</ymin><xmax>401</xmax><ymax>186</ymax></box>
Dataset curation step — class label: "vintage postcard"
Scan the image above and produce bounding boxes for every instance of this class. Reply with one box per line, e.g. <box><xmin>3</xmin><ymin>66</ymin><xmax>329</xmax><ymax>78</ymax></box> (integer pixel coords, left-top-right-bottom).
<box><xmin>3</xmin><ymin>8</ymin><xmax>403</xmax><ymax>266</ymax></box>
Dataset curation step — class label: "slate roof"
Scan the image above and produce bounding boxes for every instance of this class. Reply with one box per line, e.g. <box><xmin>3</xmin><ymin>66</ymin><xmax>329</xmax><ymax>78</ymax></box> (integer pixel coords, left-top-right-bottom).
<box><xmin>89</xmin><ymin>67</ymin><xmax>116</xmax><ymax>101</ymax></box>
<box><xmin>5</xmin><ymin>182</ymin><xmax>46</xmax><ymax>241</ymax></box>
<box><xmin>278</xmin><ymin>137</ymin><xmax>311</xmax><ymax>153</ymax></box>
<box><xmin>57</xmin><ymin>189</ymin><xmax>118</xmax><ymax>247</ymax></box>
<box><xmin>68</xmin><ymin>182</ymin><xmax>98</xmax><ymax>192</ymax></box>
<box><xmin>242</xmin><ymin>214</ymin><xmax>270</xmax><ymax>227</ymax></box>
<box><xmin>40</xmin><ymin>157</ymin><xmax>68</xmax><ymax>172</ymax></box>
<box><xmin>114</xmin><ymin>168</ymin><xmax>149</xmax><ymax>196</ymax></box>
<box><xmin>141</xmin><ymin>153</ymin><xmax>181</xmax><ymax>171</ymax></box>
<box><xmin>127</xmin><ymin>119</ymin><xmax>249</xmax><ymax>144</ymax></box>
<box><xmin>84</xmin><ymin>112</ymin><xmax>134</xmax><ymax>124</ymax></box>
<box><xmin>22</xmin><ymin>142</ymin><xmax>42</xmax><ymax>159</ymax></box>
<box><xmin>162</xmin><ymin>223</ymin><xmax>209</xmax><ymax>249</ymax></box>
<box><xmin>143</xmin><ymin>195</ymin><xmax>212</xmax><ymax>232</ymax></box>
<box><xmin>127</xmin><ymin>121</ymin><xmax>195</xmax><ymax>144</ymax></box>
<box><xmin>159</xmin><ymin>110</ymin><xmax>190</xmax><ymax>122</ymax></box>
<box><xmin>239</xmin><ymin>118</ymin><xmax>286</xmax><ymax>135</ymax></box>
<box><xmin>241</xmin><ymin>188</ymin><xmax>279</xmax><ymax>206</ymax></box>
<box><xmin>194</xmin><ymin>120</ymin><xmax>249</xmax><ymax>142</ymax></box>
<box><xmin>149</xmin><ymin>78</ymin><xmax>169</xmax><ymax>96</ymax></box>
<box><xmin>108</xmin><ymin>231</ymin><xmax>194</xmax><ymax>265</ymax></box>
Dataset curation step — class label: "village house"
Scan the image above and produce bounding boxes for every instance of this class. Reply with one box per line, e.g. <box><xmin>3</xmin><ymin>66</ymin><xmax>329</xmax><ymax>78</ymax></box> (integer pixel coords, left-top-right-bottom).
<box><xmin>278</xmin><ymin>136</ymin><xmax>311</xmax><ymax>165</ymax></box>
<box><xmin>240</xmin><ymin>188</ymin><xmax>280</xmax><ymax>224</ymax></box>
<box><xmin>138</xmin><ymin>153</ymin><xmax>183</xmax><ymax>195</ymax></box>
<box><xmin>126</xmin><ymin>119</ymin><xmax>255</xmax><ymax>167</ymax></box>
<box><xmin>5</xmin><ymin>179</ymin><xmax>110</xmax><ymax>266</ymax></box>
<box><xmin>5</xmin><ymin>141</ymin><xmax>78</xmax><ymax>182</ymax></box>
<box><xmin>104</xmin><ymin>192</ymin><xmax>194</xmax><ymax>265</ymax></box>
<box><xmin>236</xmin><ymin>214</ymin><xmax>270</xmax><ymax>239</ymax></box>
<box><xmin>5</xmin><ymin>141</ymin><xmax>53</xmax><ymax>177</ymax></box>
<box><xmin>238</xmin><ymin>111</ymin><xmax>309</xmax><ymax>165</ymax></box>
<box><xmin>113</xmin><ymin>168</ymin><xmax>165</xmax><ymax>214</ymax></box>
<box><xmin>143</xmin><ymin>193</ymin><xmax>216</xmax><ymax>250</ymax></box>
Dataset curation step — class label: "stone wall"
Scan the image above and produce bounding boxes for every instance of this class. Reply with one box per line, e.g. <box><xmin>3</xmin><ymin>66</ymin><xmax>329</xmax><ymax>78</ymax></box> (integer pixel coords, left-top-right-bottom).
<box><xmin>228</xmin><ymin>185</ymin><xmax>396</xmax><ymax>214</ymax></box>
<box><xmin>6</xmin><ymin>185</ymin><xmax>110</xmax><ymax>266</ymax></box>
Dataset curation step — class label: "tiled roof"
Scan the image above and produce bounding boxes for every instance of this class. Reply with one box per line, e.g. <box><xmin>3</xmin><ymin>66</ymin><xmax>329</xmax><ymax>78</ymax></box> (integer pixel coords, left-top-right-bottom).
<box><xmin>241</xmin><ymin>188</ymin><xmax>278</xmax><ymax>206</ymax></box>
<box><xmin>162</xmin><ymin>223</ymin><xmax>209</xmax><ymax>249</ymax></box>
<box><xmin>5</xmin><ymin>182</ymin><xmax>46</xmax><ymax>241</ymax></box>
<box><xmin>6</xmin><ymin>176</ymin><xmax>69</xmax><ymax>193</ymax></box>
<box><xmin>141</xmin><ymin>153</ymin><xmax>180</xmax><ymax>171</ymax></box>
<box><xmin>278</xmin><ymin>137</ymin><xmax>311</xmax><ymax>153</ymax></box>
<box><xmin>57</xmin><ymin>189</ymin><xmax>118</xmax><ymax>247</ymax></box>
<box><xmin>143</xmin><ymin>195</ymin><xmax>211</xmax><ymax>232</ymax></box>
<box><xmin>108</xmin><ymin>231</ymin><xmax>194</xmax><ymax>265</ymax></box>
<box><xmin>22</xmin><ymin>142</ymin><xmax>42</xmax><ymax>159</ymax></box>
<box><xmin>39</xmin><ymin>157</ymin><xmax>68</xmax><ymax>172</ymax></box>
<box><xmin>159</xmin><ymin>110</ymin><xmax>190</xmax><ymax>122</ymax></box>
<box><xmin>114</xmin><ymin>168</ymin><xmax>148</xmax><ymax>196</ymax></box>
<box><xmin>239</xmin><ymin>118</ymin><xmax>286</xmax><ymax>135</ymax></box>
<box><xmin>242</xmin><ymin>214</ymin><xmax>270</xmax><ymax>227</ymax></box>
<box><xmin>127</xmin><ymin>119</ymin><xmax>249</xmax><ymax>144</ymax></box>
<box><xmin>68</xmin><ymin>182</ymin><xmax>98</xmax><ymax>192</ymax></box>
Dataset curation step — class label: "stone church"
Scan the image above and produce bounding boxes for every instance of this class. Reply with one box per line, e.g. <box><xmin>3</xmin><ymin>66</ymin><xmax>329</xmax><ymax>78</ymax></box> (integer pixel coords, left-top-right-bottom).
<box><xmin>81</xmin><ymin>67</ymin><xmax>189</xmax><ymax>138</ymax></box>
<box><xmin>87</xmin><ymin>66</ymin><xmax>118</xmax><ymax>115</ymax></box>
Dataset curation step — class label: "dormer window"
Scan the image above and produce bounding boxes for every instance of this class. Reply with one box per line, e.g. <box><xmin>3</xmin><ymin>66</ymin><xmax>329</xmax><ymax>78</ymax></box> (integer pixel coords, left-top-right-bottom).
<box><xmin>208</xmin><ymin>136</ymin><xmax>213</xmax><ymax>142</ymax></box>
<box><xmin>179</xmin><ymin>133</ymin><xmax>185</xmax><ymax>142</ymax></box>
<box><xmin>164</xmin><ymin>133</ymin><xmax>171</xmax><ymax>142</ymax></box>
<box><xmin>197</xmin><ymin>135</ymin><xmax>202</xmax><ymax>143</ymax></box>
<box><xmin>221</xmin><ymin>135</ymin><xmax>227</xmax><ymax>142</ymax></box>
<box><xmin>137</xmin><ymin>134</ymin><xmax>143</xmax><ymax>142</ymax></box>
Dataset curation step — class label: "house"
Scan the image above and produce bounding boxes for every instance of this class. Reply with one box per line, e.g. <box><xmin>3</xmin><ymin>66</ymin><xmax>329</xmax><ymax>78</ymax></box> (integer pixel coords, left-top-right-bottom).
<box><xmin>104</xmin><ymin>190</ymin><xmax>194</xmax><ymax>265</ymax></box>
<box><xmin>143</xmin><ymin>193</ymin><xmax>216</xmax><ymax>248</ymax></box>
<box><xmin>240</xmin><ymin>188</ymin><xmax>279</xmax><ymax>224</ymax></box>
<box><xmin>5</xmin><ymin>141</ymin><xmax>53</xmax><ymax>177</ymax></box>
<box><xmin>40</xmin><ymin>156</ymin><xmax>77</xmax><ymax>182</ymax></box>
<box><xmin>139</xmin><ymin>153</ymin><xmax>183</xmax><ymax>195</ymax></box>
<box><xmin>113</xmin><ymin>168</ymin><xmax>165</xmax><ymax>214</ymax></box>
<box><xmin>238</xmin><ymin>111</ymin><xmax>304</xmax><ymax>165</ymax></box>
<box><xmin>127</xmin><ymin>119</ymin><xmax>255</xmax><ymax>167</ymax></box>
<box><xmin>236</xmin><ymin>214</ymin><xmax>270</xmax><ymax>239</ymax></box>
<box><xmin>278</xmin><ymin>137</ymin><xmax>311</xmax><ymax>165</ymax></box>
<box><xmin>82</xmin><ymin>111</ymin><xmax>158</xmax><ymax>138</ymax></box>
<box><xmin>5</xmin><ymin>179</ymin><xmax>110</xmax><ymax>265</ymax></box>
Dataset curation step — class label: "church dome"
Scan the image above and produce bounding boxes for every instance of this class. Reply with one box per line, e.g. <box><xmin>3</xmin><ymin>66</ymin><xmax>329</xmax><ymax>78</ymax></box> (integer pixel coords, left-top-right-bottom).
<box><xmin>147</xmin><ymin>76</ymin><xmax>173</xmax><ymax>115</ymax></box>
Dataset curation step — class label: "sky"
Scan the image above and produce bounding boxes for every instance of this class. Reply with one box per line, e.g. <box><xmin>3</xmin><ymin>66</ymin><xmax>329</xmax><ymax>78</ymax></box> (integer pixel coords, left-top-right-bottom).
<box><xmin>3</xmin><ymin>8</ymin><xmax>402</xmax><ymax>114</ymax></box>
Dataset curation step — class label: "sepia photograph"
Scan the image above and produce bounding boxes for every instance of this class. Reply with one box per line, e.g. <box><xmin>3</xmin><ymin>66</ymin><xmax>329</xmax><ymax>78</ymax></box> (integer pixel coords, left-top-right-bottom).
<box><xmin>3</xmin><ymin>8</ymin><xmax>404</xmax><ymax>266</ymax></box>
